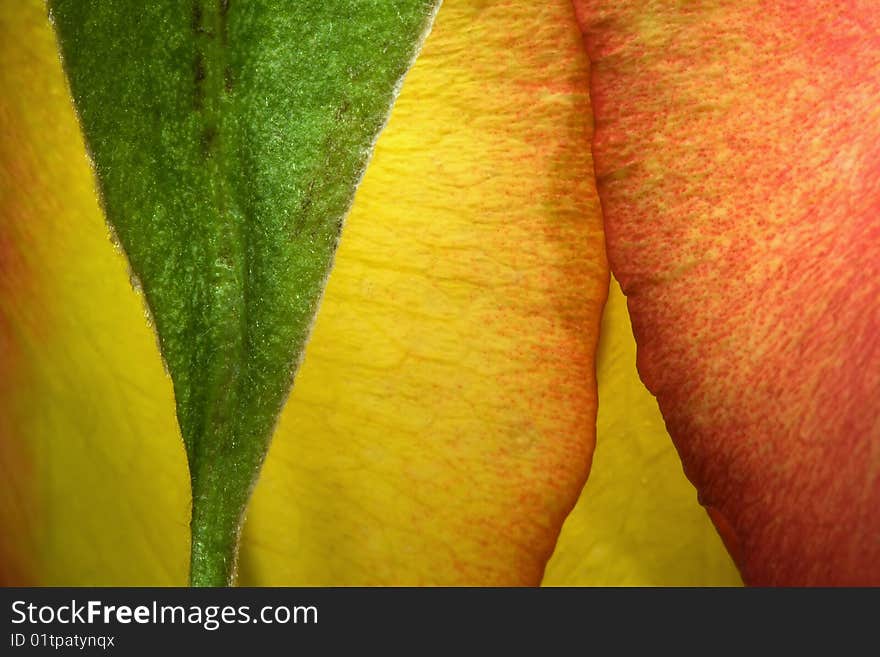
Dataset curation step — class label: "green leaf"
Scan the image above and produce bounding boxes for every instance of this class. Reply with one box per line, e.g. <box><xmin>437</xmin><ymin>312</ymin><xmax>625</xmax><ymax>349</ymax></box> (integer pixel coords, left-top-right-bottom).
<box><xmin>49</xmin><ymin>0</ymin><xmax>439</xmax><ymax>586</ymax></box>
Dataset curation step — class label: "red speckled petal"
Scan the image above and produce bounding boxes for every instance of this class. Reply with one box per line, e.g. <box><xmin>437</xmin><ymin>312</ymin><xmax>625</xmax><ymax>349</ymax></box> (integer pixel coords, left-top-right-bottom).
<box><xmin>574</xmin><ymin>0</ymin><xmax>880</xmax><ymax>584</ymax></box>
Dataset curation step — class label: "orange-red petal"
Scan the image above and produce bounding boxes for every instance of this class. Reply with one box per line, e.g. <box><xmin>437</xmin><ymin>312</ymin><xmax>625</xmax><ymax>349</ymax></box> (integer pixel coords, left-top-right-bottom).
<box><xmin>575</xmin><ymin>0</ymin><xmax>880</xmax><ymax>584</ymax></box>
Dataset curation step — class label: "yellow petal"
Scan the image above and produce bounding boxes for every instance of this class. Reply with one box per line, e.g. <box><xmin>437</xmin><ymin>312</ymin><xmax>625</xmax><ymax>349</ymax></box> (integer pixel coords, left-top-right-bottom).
<box><xmin>1</xmin><ymin>0</ymin><xmax>605</xmax><ymax>585</ymax></box>
<box><xmin>241</xmin><ymin>0</ymin><xmax>606</xmax><ymax>585</ymax></box>
<box><xmin>0</xmin><ymin>1</ymin><xmax>188</xmax><ymax>585</ymax></box>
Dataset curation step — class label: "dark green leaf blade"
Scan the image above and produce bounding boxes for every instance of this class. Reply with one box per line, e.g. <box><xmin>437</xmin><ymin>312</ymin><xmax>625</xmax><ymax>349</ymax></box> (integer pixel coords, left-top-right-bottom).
<box><xmin>49</xmin><ymin>0</ymin><xmax>439</xmax><ymax>586</ymax></box>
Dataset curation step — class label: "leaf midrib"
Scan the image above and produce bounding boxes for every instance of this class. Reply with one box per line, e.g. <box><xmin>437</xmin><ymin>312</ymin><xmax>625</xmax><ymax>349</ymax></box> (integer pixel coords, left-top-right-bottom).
<box><xmin>188</xmin><ymin>0</ymin><xmax>250</xmax><ymax>463</ymax></box>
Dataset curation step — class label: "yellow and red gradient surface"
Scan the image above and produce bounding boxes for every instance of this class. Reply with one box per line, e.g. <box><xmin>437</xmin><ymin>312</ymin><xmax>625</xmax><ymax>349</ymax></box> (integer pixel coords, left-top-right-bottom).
<box><xmin>0</xmin><ymin>0</ymin><xmax>738</xmax><ymax>585</ymax></box>
<box><xmin>575</xmin><ymin>0</ymin><xmax>880</xmax><ymax>584</ymax></box>
<box><xmin>242</xmin><ymin>0</ymin><xmax>607</xmax><ymax>585</ymax></box>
